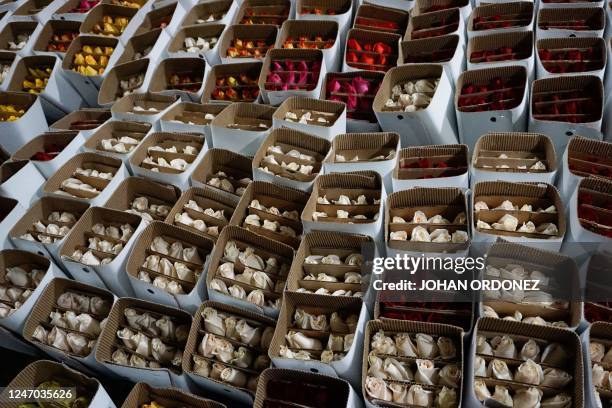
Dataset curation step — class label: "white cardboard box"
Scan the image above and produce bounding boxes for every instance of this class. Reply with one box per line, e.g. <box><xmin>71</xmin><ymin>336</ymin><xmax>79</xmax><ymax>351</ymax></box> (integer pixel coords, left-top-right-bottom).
<box><xmin>406</xmin><ymin>8</ymin><xmax>465</xmax><ymax>47</ymax></box>
<box><xmin>566</xmin><ymin>177</ymin><xmax>612</xmax><ymax>244</ymax></box>
<box><xmin>147</xmin><ymin>56</ymin><xmax>209</xmax><ymax>102</ymax></box>
<box><xmin>296</xmin><ymin>0</ymin><xmax>352</xmax><ymax>42</ymax></box>
<box><xmin>467</xmin><ymin>2</ymin><xmax>534</xmax><ymax>39</ymax></box>
<box><xmin>536</xmin><ymin>37</ymin><xmax>607</xmax><ymax>81</ymax></box>
<box><xmin>217</xmin><ymin>23</ymin><xmax>276</xmax><ymax>65</ymax></box>
<box><xmin>373</xmin><ymin>64</ymin><xmax>459</xmax><ymax>147</ymax></box>
<box><xmin>276</xmin><ymin>19</ymin><xmax>341</xmax><ymax>72</ymax></box>
<box><xmin>0</xmin><ymin>196</ymin><xmax>26</xmax><ymax>250</ymax></box>
<box><xmin>0</xmin><ymin>91</ymin><xmax>48</xmax><ymax>154</ymax></box>
<box><xmin>272</xmin><ymin>96</ymin><xmax>346</xmax><ymax>141</ymax></box>
<box><xmin>159</xmin><ymin>102</ymin><xmax>225</xmax><ymax>149</ymax></box>
<box><xmin>178</xmin><ymin>0</ymin><xmax>238</xmax><ymax>28</ymax></box>
<box><xmin>78</xmin><ymin>2</ymin><xmax>141</xmax><ymax>46</ymax></box>
<box><xmin>581</xmin><ymin>322</ymin><xmax>612</xmax><ymax>408</ymax></box>
<box><xmin>0</xmin><ymin>19</ymin><xmax>44</xmax><ymax>56</ymax></box>
<box><xmin>0</xmin><ymin>160</ymin><xmax>46</xmax><ymax>207</ymax></box>
<box><xmin>115</xmin><ymin>27</ymin><xmax>172</xmax><ymax>66</ymax></box>
<box><xmin>30</xmin><ymin>19</ymin><xmax>82</xmax><ymax>59</ymax></box>
<box><xmin>110</xmin><ymin>91</ymin><xmax>181</xmax><ymax>129</ymax></box>
<box><xmin>537</xmin><ymin>7</ymin><xmax>606</xmax><ymax>38</ymax></box>
<box><xmin>398</xmin><ymin>34</ymin><xmax>465</xmax><ymax>85</ymax></box>
<box><xmin>342</xmin><ymin>28</ymin><xmax>401</xmax><ymax>74</ymax></box>
<box><xmin>97</xmin><ymin>58</ymin><xmax>152</xmax><ymax>108</ymax></box>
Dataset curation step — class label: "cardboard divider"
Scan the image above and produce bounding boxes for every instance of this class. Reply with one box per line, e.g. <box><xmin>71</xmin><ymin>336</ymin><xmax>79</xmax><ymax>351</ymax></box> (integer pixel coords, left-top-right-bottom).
<box><xmin>104</xmin><ymin>175</ymin><xmax>181</xmax><ymax>222</ymax></box>
<box><xmin>234</xmin><ymin>0</ymin><xmax>292</xmax><ymax>26</ymax></box>
<box><xmin>252</xmin><ymin>128</ymin><xmax>331</xmax><ymax>192</ymax></box>
<box><xmin>165</xmin><ymin>186</ymin><xmax>239</xmax><ymax>241</ymax></box>
<box><xmin>343</xmin><ymin>28</ymin><xmax>400</xmax><ymax>73</ymax></box>
<box><xmin>205</xmin><ymin>225</ymin><xmax>294</xmax><ymax>317</ymax></box>
<box><xmin>354</xmin><ymin>4</ymin><xmax>409</xmax><ymax>35</ymax></box>
<box><xmin>276</xmin><ymin>19</ymin><xmax>340</xmax><ymax>71</ymax></box>
<box><xmin>182</xmin><ymin>301</ymin><xmax>276</xmax><ymax>404</ymax></box>
<box><xmin>111</xmin><ymin>91</ymin><xmax>180</xmax><ymax>126</ymax></box>
<box><xmin>537</xmin><ymin>7</ymin><xmax>605</xmax><ymax>38</ymax></box>
<box><xmin>0</xmin><ymin>360</ymin><xmax>113</xmax><ymax>407</ymax></box>
<box><xmin>121</xmin><ymin>382</ymin><xmax>226</xmax><ymax>408</ymax></box>
<box><xmin>217</xmin><ymin>24</ymin><xmax>277</xmax><ymax>63</ymax></box>
<box><xmin>363</xmin><ymin>319</ymin><xmax>465</xmax><ymax>408</ymax></box>
<box><xmin>31</xmin><ymin>19</ymin><xmax>81</xmax><ymax>58</ymax></box>
<box><xmin>468</xmin><ymin>317</ymin><xmax>584</xmax><ymax>407</ymax></box>
<box><xmin>406</xmin><ymin>8</ymin><xmax>462</xmax><ymax>41</ymax></box>
<box><xmin>472</xmin><ymin>132</ymin><xmax>557</xmax><ymax>185</ymax></box>
<box><xmin>125</xmin><ymin>220</ymin><xmax>215</xmax><ymax>312</ymax></box>
<box><xmin>210</xmin><ymin>102</ymin><xmax>275</xmax><ymax>155</ymax></box>
<box><xmin>95</xmin><ymin>297</ymin><xmax>192</xmax><ymax>387</ymax></box>
<box><xmin>190</xmin><ymin>148</ymin><xmax>253</xmax><ymax>202</ymax></box>
<box><xmin>201</xmin><ymin>61</ymin><xmax>262</xmax><ymax>104</ymax></box>
<box><xmin>536</xmin><ymin>37</ymin><xmax>606</xmax><ymax>79</ymax></box>
<box><xmin>468</xmin><ymin>2</ymin><xmax>534</xmax><ymax>37</ymax></box>
<box><xmin>82</xmin><ymin>120</ymin><xmax>152</xmax><ymax>163</ymax></box>
<box><xmin>179</xmin><ymin>0</ymin><xmax>236</xmax><ymax>28</ymax></box>
<box><xmin>97</xmin><ymin>58</ymin><xmax>150</xmax><ymax>106</ymax></box>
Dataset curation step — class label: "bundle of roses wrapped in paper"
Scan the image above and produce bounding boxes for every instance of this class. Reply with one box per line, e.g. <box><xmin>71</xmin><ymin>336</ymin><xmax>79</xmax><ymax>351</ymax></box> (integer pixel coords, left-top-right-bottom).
<box><xmin>480</xmin><ymin>241</ymin><xmax>581</xmax><ymax>329</ymax></box>
<box><xmin>24</xmin><ymin>278</ymin><xmax>112</xmax><ymax>359</ymax></box>
<box><xmin>287</xmin><ymin>230</ymin><xmax>370</xmax><ymax>298</ymax></box>
<box><xmin>363</xmin><ymin>320</ymin><xmax>464</xmax><ymax>408</ymax></box>
<box><xmin>468</xmin><ymin>31</ymin><xmax>533</xmax><ymax>68</ymax></box>
<box><xmin>97</xmin><ymin>298</ymin><xmax>191</xmax><ymax>376</ymax></box>
<box><xmin>205</xmin><ymin>62</ymin><xmax>262</xmax><ymax>103</ymax></box>
<box><xmin>586</xmin><ymin>322</ymin><xmax>612</xmax><ymax>407</ymax></box>
<box><xmin>180</xmin><ymin>0</ymin><xmax>233</xmax><ymax>27</ymax></box>
<box><xmin>470</xmin><ymin>318</ymin><xmax>581</xmax><ymax>408</ymax></box>
<box><xmin>566</xmin><ymin>138</ymin><xmax>612</xmax><ymax>184</ymax></box>
<box><xmin>131</xmin><ymin>132</ymin><xmax>203</xmax><ymax>176</ymax></box>
<box><xmin>393</xmin><ymin>145</ymin><xmax>469</xmax><ymax>190</ymax></box>
<box><xmin>184</xmin><ymin>301</ymin><xmax>275</xmax><ymax>395</ymax></box>
<box><xmin>323</xmin><ymin>71</ymin><xmax>383</xmax><ymax>126</ymax></box>
<box><xmin>457</xmin><ymin>68</ymin><xmax>527</xmax><ymax>114</ymax></box>
<box><xmin>81</xmin><ymin>4</ymin><xmax>136</xmax><ymax>37</ymax></box>
<box><xmin>264</xmin><ymin>52</ymin><xmax>322</xmax><ymax>92</ymax></box>
<box><xmin>84</xmin><ymin>120</ymin><xmax>151</xmax><ymax>157</ymax></box>
<box><xmin>233</xmin><ymin>181</ymin><xmax>309</xmax><ymax>249</ymax></box>
<box><xmin>66</xmin><ymin>37</ymin><xmax>117</xmax><ymax>77</ymax></box>
<box><xmin>344</xmin><ymin>29</ymin><xmax>399</xmax><ymax>72</ymax></box>
<box><xmin>221</xmin><ymin>24</ymin><xmax>277</xmax><ymax>61</ymax></box>
<box><xmin>537</xmin><ymin>37</ymin><xmax>606</xmax><ymax>77</ymax></box>
<box><xmin>38</xmin><ymin>21</ymin><xmax>80</xmax><ymax>55</ymax></box>
<box><xmin>166</xmin><ymin>186</ymin><xmax>237</xmax><ymax>241</ymax></box>
<box><xmin>191</xmin><ymin>148</ymin><xmax>253</xmax><ymax>199</ymax></box>
<box><xmin>207</xmin><ymin>226</ymin><xmax>294</xmax><ymax>316</ymax></box>
<box><xmin>98</xmin><ymin>59</ymin><xmax>149</xmax><ymax>105</ymax></box>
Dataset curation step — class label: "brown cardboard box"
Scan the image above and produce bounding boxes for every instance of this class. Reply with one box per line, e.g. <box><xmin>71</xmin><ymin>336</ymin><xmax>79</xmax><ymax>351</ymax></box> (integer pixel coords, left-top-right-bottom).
<box><xmin>200</xmin><ymin>61</ymin><xmax>263</xmax><ymax>104</ymax></box>
<box><xmin>134</xmin><ymin>2</ymin><xmax>177</xmax><ymax>35</ymax></box>
<box><xmin>405</xmin><ymin>8</ymin><xmax>461</xmax><ymax>41</ymax></box>
<box><xmin>327</xmin><ymin>132</ymin><xmax>399</xmax><ymax>164</ymax></box>
<box><xmin>79</xmin><ymin>3</ymin><xmax>138</xmax><ymax>39</ymax></box>
<box><xmin>97</xmin><ymin>58</ymin><xmax>150</xmax><ymax>106</ymax></box>
<box><xmin>104</xmin><ymin>175</ymin><xmax>182</xmax><ymax>222</ymax></box>
<box><xmin>179</xmin><ymin>0</ymin><xmax>235</xmax><ymax>27</ymax></box>
<box><xmin>272</xmin><ymin>96</ymin><xmax>346</xmax><ymax>141</ymax></box>
<box><xmin>217</xmin><ymin>24</ymin><xmax>277</xmax><ymax>63</ymax></box>
<box><xmin>537</xmin><ymin>7</ymin><xmax>604</xmax><ymax>37</ymax></box>
<box><xmin>11</xmin><ymin>130</ymin><xmax>82</xmax><ymax>178</ymax></box>
<box><xmin>49</xmin><ymin>108</ymin><xmax>111</xmax><ymax>134</ymax></box>
<box><xmin>111</xmin><ymin>91</ymin><xmax>180</xmax><ymax>124</ymax></box>
<box><xmin>31</xmin><ymin>19</ymin><xmax>81</xmax><ymax>57</ymax></box>
<box><xmin>115</xmin><ymin>28</ymin><xmax>165</xmax><ymax>65</ymax></box>
<box><xmin>121</xmin><ymin>382</ymin><xmax>226</xmax><ymax>408</ymax></box>
<box><xmin>166</xmin><ymin>23</ymin><xmax>225</xmax><ymax>63</ymax></box>
<box><xmin>536</xmin><ymin>37</ymin><xmax>606</xmax><ymax>79</ymax></box>
<box><xmin>147</xmin><ymin>57</ymin><xmax>208</xmax><ymax>102</ymax></box>
<box><xmin>343</xmin><ymin>28</ymin><xmax>400</xmax><ymax>72</ymax></box>
<box><xmin>399</xmin><ymin>34</ymin><xmax>461</xmax><ymax>65</ymax></box>
<box><xmin>468</xmin><ymin>30</ymin><xmax>533</xmax><ymax>66</ymax></box>
<box><xmin>159</xmin><ymin>102</ymin><xmax>225</xmax><ymax>148</ymax></box>
<box><xmin>82</xmin><ymin>119</ymin><xmax>152</xmax><ymax>160</ymax></box>
<box><xmin>210</xmin><ymin>102</ymin><xmax>275</xmax><ymax>155</ymax></box>
<box><xmin>0</xmin><ymin>20</ymin><xmax>38</xmax><ymax>52</ymax></box>
<box><xmin>190</xmin><ymin>148</ymin><xmax>253</xmax><ymax>202</ymax></box>
<box><xmin>354</xmin><ymin>4</ymin><xmax>409</xmax><ymax>35</ymax></box>
<box><xmin>234</xmin><ymin>0</ymin><xmax>291</xmax><ymax>26</ymax></box>
<box><xmin>165</xmin><ymin>186</ymin><xmax>240</xmax><ymax>242</ymax></box>
<box><xmin>469</xmin><ymin>2</ymin><xmax>534</xmax><ymax>35</ymax></box>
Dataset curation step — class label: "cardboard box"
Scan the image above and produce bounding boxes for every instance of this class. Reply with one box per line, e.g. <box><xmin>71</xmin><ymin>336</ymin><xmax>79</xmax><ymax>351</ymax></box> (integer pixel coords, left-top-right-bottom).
<box><xmin>11</xmin><ymin>0</ymin><xmax>63</xmax><ymax>23</ymax></box>
<box><xmin>302</xmin><ymin>171</ymin><xmax>386</xmax><ymax>240</ymax></box>
<box><xmin>95</xmin><ymin>297</ymin><xmax>192</xmax><ymax>388</ymax></box>
<box><xmin>537</xmin><ymin>7</ymin><xmax>605</xmax><ymax>39</ymax></box>
<box><xmin>183</xmin><ymin>301</ymin><xmax>276</xmax><ymax>405</ymax></box>
<box><xmin>414</xmin><ymin>0</ymin><xmax>471</xmax><ymax>21</ymax></box>
<box><xmin>6</xmin><ymin>54</ymin><xmax>85</xmax><ymax>121</ymax></box>
<box><xmin>559</xmin><ymin>137</ymin><xmax>612</xmax><ymax>202</ymax></box>
<box><xmin>342</xmin><ymin>28</ymin><xmax>400</xmax><ymax>73</ymax></box>
<box><xmin>285</xmin><ymin>230</ymin><xmax>374</xmax><ymax>298</ymax></box>
<box><xmin>0</xmin><ymin>50</ymin><xmax>17</xmax><ymax>91</ymax></box>
<box><xmin>466</xmin><ymin>317</ymin><xmax>584</xmax><ymax>408</ymax></box>
<box><xmin>233</xmin><ymin>0</ymin><xmax>294</xmax><ymax>26</ymax></box>
<box><xmin>354</xmin><ymin>3</ymin><xmax>409</xmax><ymax>36</ymax></box>
<box><xmin>406</xmin><ymin>8</ymin><xmax>464</xmax><ymax>46</ymax></box>
<box><xmin>320</xmin><ymin>70</ymin><xmax>384</xmax><ymax>133</ymax></box>
<box><xmin>59</xmin><ymin>206</ymin><xmax>145</xmax><ymax>296</ymax></box>
<box><xmin>272</xmin><ymin>96</ymin><xmax>346</xmax><ymax>141</ymax></box>
<box><xmin>581</xmin><ymin>322</ymin><xmax>612</xmax><ymax>408</ymax></box>
<box><xmin>121</xmin><ymin>382</ymin><xmax>226</xmax><ymax>408</ymax></box>
<box><xmin>210</xmin><ymin>102</ymin><xmax>275</xmax><ymax>156</ymax></box>
<box><xmin>104</xmin><ymin>175</ymin><xmax>182</xmax><ymax>222</ymax></box>
<box><xmin>190</xmin><ymin>148</ymin><xmax>253</xmax><ymax>203</ymax></box>
<box><xmin>30</xmin><ymin>19</ymin><xmax>81</xmax><ymax>60</ymax></box>
<box><xmin>0</xmin><ymin>160</ymin><xmax>46</xmax><ymax>207</ymax></box>
<box><xmin>456</xmin><ymin>65</ymin><xmax>528</xmax><ymax>150</ymax></box>
<box><xmin>258</xmin><ymin>48</ymin><xmax>326</xmax><ymax>106</ymax></box>
<box><xmin>536</xmin><ymin>37</ymin><xmax>607</xmax><ymax>81</ymax></box>
<box><xmin>230</xmin><ymin>180</ymin><xmax>310</xmax><ymax>249</ymax></box>
<box><xmin>385</xmin><ymin>186</ymin><xmax>470</xmax><ymax>257</ymax></box>
<box><xmin>391</xmin><ymin>145</ymin><xmax>469</xmax><ymax>191</ymax></box>
<box><xmin>0</xmin><ymin>196</ymin><xmax>26</xmax><ymax>249</ymax></box>
<box><xmin>165</xmin><ymin>185</ymin><xmax>239</xmax><ymax>242</ymax></box>
<box><xmin>97</xmin><ymin>58</ymin><xmax>151</xmax><ymax>107</ymax></box>
<box><xmin>252</xmin><ymin>128</ymin><xmax>331</xmax><ymax>192</ymax></box>
<box><xmin>147</xmin><ymin>56</ymin><xmax>208</xmax><ymax>102</ymax></box>
<box><xmin>254</xmin><ymin>368</ymin><xmax>363</xmax><ymax>408</ymax></box>
<box><xmin>471</xmin><ymin>132</ymin><xmax>558</xmax><ymax>186</ymax></box>
<box><xmin>398</xmin><ymin>34</ymin><xmax>465</xmax><ymax>84</ymax></box>
<box><xmin>61</xmin><ymin>35</ymin><xmax>122</xmax><ymax>106</ymax></box>
<box><xmin>296</xmin><ymin>0</ymin><xmax>352</xmax><ymax>42</ymax></box>
<box><xmin>468</xmin><ymin>2</ymin><xmax>534</xmax><ymax>39</ymax></box>
<box><xmin>269</xmin><ymin>291</ymin><xmax>369</xmax><ymax>389</ymax></box>
<box><xmin>467</xmin><ymin>30</ymin><xmax>534</xmax><ymax>80</ymax></box>
<box><xmin>566</xmin><ymin>177</ymin><xmax>612</xmax><ymax>243</ymax></box>
<box><xmin>481</xmin><ymin>241</ymin><xmax>583</xmax><ymax>329</ymax></box>
<box><xmin>11</xmin><ymin>130</ymin><xmax>85</xmax><ymax>178</ymax></box>
<box><xmin>179</xmin><ymin>0</ymin><xmax>237</xmax><ymax>28</ymax></box>
<box><xmin>0</xmin><ymin>249</ymin><xmax>65</xmax><ymax>334</ymax></box>
<box><xmin>276</xmin><ymin>19</ymin><xmax>341</xmax><ymax>72</ymax></box>
<box><xmin>81</xmin><ymin>120</ymin><xmax>152</xmax><ymax>168</ymax></box>
<box><xmin>0</xmin><ymin>91</ymin><xmax>48</xmax><ymax>155</ymax></box>
<box><xmin>0</xmin><ymin>20</ymin><xmax>42</xmax><ymax>56</ymax></box>
<box><xmin>362</xmin><ymin>319</ymin><xmax>465</xmax><ymax>408</ymax></box>
<box><xmin>166</xmin><ymin>23</ymin><xmax>225</xmax><ymax>66</ymax></box>
<box><xmin>323</xmin><ymin>132</ymin><xmax>399</xmax><ymax>193</ymax></box>
<box><xmin>217</xmin><ymin>24</ymin><xmax>277</xmax><ymax>64</ymax></box>
<box><xmin>0</xmin><ymin>360</ymin><xmax>115</xmax><ymax>408</ymax></box>
<box><xmin>200</xmin><ymin>60</ymin><xmax>262</xmax><ymax>105</ymax></box>
<box><xmin>528</xmin><ymin>75</ymin><xmax>604</xmax><ymax>157</ymax></box>
<box><xmin>79</xmin><ymin>3</ymin><xmax>139</xmax><ymax>45</ymax></box>
<box><xmin>42</xmin><ymin>152</ymin><xmax>129</xmax><ymax>206</ymax></box>
<box><xmin>48</xmin><ymin>107</ymin><xmax>111</xmax><ymax>138</ymax></box>
<box><xmin>8</xmin><ymin>195</ymin><xmax>89</xmax><ymax>264</ymax></box>
<box><xmin>373</xmin><ymin>64</ymin><xmax>459</xmax><ymax>147</ymax></box>
<box><xmin>133</xmin><ymin>1</ymin><xmax>184</xmax><ymax>36</ymax></box>
<box><xmin>472</xmin><ymin>181</ymin><xmax>566</xmax><ymax>250</ymax></box>
<box><xmin>159</xmin><ymin>102</ymin><xmax>225</xmax><ymax>149</ymax></box>
<box><xmin>205</xmin><ymin>225</ymin><xmax>294</xmax><ymax>317</ymax></box>
<box><xmin>22</xmin><ymin>277</ymin><xmax>116</xmax><ymax>372</ymax></box>
<box><xmin>129</xmin><ymin>131</ymin><xmax>205</xmax><ymax>190</ymax></box>
<box><xmin>126</xmin><ymin>220</ymin><xmax>214</xmax><ymax>312</ymax></box>
<box><xmin>115</xmin><ymin>27</ymin><xmax>171</xmax><ymax>65</ymax></box>
<box><xmin>110</xmin><ymin>91</ymin><xmax>180</xmax><ymax>128</ymax></box>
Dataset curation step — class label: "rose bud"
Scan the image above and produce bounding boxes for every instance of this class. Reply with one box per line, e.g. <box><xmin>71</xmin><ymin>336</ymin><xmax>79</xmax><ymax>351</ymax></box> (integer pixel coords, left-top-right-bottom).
<box><xmin>346</xmin><ymin>52</ymin><xmax>358</xmax><ymax>63</ymax></box>
<box><xmin>352</xmin><ymin>76</ymin><xmax>369</xmax><ymax>94</ymax></box>
<box><xmin>347</xmin><ymin>39</ymin><xmax>362</xmax><ymax>51</ymax></box>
